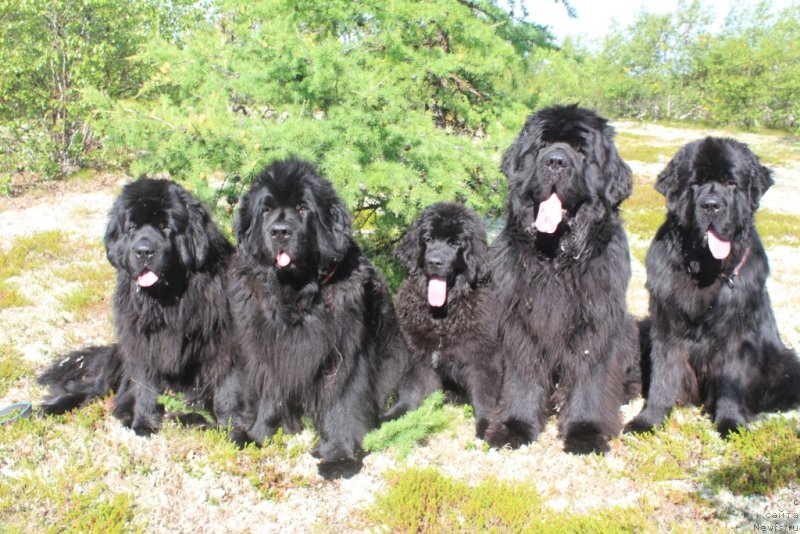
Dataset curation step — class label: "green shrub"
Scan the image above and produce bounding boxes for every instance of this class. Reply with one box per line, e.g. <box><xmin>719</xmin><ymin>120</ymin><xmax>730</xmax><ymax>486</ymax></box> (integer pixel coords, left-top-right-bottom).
<box><xmin>363</xmin><ymin>391</ymin><xmax>450</xmax><ymax>459</ymax></box>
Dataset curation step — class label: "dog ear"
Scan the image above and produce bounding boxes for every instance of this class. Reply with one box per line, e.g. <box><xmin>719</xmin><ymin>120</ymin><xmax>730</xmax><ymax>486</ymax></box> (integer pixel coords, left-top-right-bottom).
<box><xmin>393</xmin><ymin>213</ymin><xmax>424</xmax><ymax>271</ymax></box>
<box><xmin>318</xmin><ymin>195</ymin><xmax>353</xmax><ymax>265</ymax></box>
<box><xmin>655</xmin><ymin>149</ymin><xmax>695</xmax><ymax>224</ymax></box>
<box><xmin>175</xmin><ymin>187</ymin><xmax>211</xmax><ymax>270</ymax></box>
<box><xmin>103</xmin><ymin>203</ymin><xmax>125</xmax><ymax>270</ymax></box>
<box><xmin>233</xmin><ymin>187</ymin><xmax>256</xmax><ymax>254</ymax></box>
<box><xmin>602</xmin><ymin>128</ymin><xmax>633</xmax><ymax>208</ymax></box>
<box><xmin>748</xmin><ymin>162</ymin><xmax>774</xmax><ymax>210</ymax></box>
<box><xmin>462</xmin><ymin>226</ymin><xmax>489</xmax><ymax>285</ymax></box>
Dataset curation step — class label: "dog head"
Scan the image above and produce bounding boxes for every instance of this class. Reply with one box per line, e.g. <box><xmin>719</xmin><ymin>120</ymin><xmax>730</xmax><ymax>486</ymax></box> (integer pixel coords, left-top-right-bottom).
<box><xmin>655</xmin><ymin>137</ymin><xmax>772</xmax><ymax>261</ymax></box>
<box><xmin>395</xmin><ymin>202</ymin><xmax>488</xmax><ymax>307</ymax></box>
<box><xmin>235</xmin><ymin>159</ymin><xmax>352</xmax><ymax>279</ymax></box>
<box><xmin>104</xmin><ymin>179</ymin><xmax>225</xmax><ymax>289</ymax></box>
<box><xmin>501</xmin><ymin>105</ymin><xmax>632</xmax><ymax>258</ymax></box>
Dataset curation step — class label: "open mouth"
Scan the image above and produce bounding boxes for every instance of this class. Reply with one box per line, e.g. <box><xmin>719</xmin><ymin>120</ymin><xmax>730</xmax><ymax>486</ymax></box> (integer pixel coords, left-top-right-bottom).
<box><xmin>136</xmin><ymin>268</ymin><xmax>160</xmax><ymax>287</ymax></box>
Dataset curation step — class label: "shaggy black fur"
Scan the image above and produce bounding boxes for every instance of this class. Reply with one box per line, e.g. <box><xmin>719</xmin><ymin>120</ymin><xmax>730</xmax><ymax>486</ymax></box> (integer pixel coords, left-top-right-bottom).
<box><xmin>625</xmin><ymin>137</ymin><xmax>800</xmax><ymax>436</ymax></box>
<box><xmin>38</xmin><ymin>179</ymin><xmax>239</xmax><ymax>436</ymax></box>
<box><xmin>228</xmin><ymin>159</ymin><xmax>409</xmax><ymax>479</ymax></box>
<box><xmin>384</xmin><ymin>202</ymin><xmax>501</xmax><ymax>438</ymax></box>
<box><xmin>485</xmin><ymin>105</ymin><xmax>639</xmax><ymax>454</ymax></box>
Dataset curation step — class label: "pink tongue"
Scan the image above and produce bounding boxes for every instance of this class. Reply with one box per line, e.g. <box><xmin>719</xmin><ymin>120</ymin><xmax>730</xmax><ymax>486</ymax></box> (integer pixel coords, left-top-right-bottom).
<box><xmin>535</xmin><ymin>193</ymin><xmax>564</xmax><ymax>234</ymax></box>
<box><xmin>276</xmin><ymin>252</ymin><xmax>291</xmax><ymax>267</ymax></box>
<box><xmin>427</xmin><ymin>277</ymin><xmax>447</xmax><ymax>307</ymax></box>
<box><xmin>137</xmin><ymin>270</ymin><xmax>159</xmax><ymax>287</ymax></box>
<box><xmin>707</xmin><ymin>231</ymin><xmax>731</xmax><ymax>260</ymax></box>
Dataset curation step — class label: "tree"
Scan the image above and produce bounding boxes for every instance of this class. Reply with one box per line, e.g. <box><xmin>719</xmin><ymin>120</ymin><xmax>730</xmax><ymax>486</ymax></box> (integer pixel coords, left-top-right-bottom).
<box><xmin>89</xmin><ymin>0</ymin><xmax>557</xmax><ymax>258</ymax></box>
<box><xmin>0</xmin><ymin>0</ymin><xmax>201</xmax><ymax>177</ymax></box>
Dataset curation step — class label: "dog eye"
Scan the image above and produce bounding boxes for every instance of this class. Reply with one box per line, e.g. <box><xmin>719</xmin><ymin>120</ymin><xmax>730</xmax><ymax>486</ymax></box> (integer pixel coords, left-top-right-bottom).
<box><xmin>727</xmin><ymin>180</ymin><xmax>737</xmax><ymax>189</ymax></box>
<box><xmin>159</xmin><ymin>222</ymin><xmax>170</xmax><ymax>232</ymax></box>
<box><xmin>297</xmin><ymin>203</ymin><xmax>309</xmax><ymax>214</ymax></box>
<box><xmin>424</xmin><ymin>236</ymin><xmax>433</xmax><ymax>244</ymax></box>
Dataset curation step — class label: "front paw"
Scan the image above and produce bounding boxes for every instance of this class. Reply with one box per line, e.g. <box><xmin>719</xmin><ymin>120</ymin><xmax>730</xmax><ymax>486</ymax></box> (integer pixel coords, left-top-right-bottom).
<box><xmin>485</xmin><ymin>419</ymin><xmax>539</xmax><ymax>449</ymax></box>
<box><xmin>563</xmin><ymin>422</ymin><xmax>610</xmax><ymax>454</ymax></box>
<box><xmin>315</xmin><ymin>440</ymin><xmax>365</xmax><ymax>479</ymax></box>
<box><xmin>317</xmin><ymin>456</ymin><xmax>363</xmax><ymax>480</ymax></box>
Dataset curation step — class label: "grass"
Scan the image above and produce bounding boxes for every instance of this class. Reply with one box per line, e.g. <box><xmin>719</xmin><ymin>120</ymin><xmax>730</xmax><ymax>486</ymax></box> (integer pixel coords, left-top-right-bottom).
<box><xmin>0</xmin><ymin>401</ymin><xmax>140</xmax><ymax>533</ymax></box>
<box><xmin>705</xmin><ymin>416</ymin><xmax>800</xmax><ymax>496</ymax></box>
<box><xmin>616</xmin><ymin>131</ymin><xmax>683</xmax><ymax>164</ymax></box>
<box><xmin>363</xmin><ymin>467</ymin><xmax>655</xmax><ymax>533</ymax></box>
<box><xmin>756</xmin><ymin>210</ymin><xmax>800</xmax><ymax>248</ymax></box>
<box><xmin>0</xmin><ymin>344</ymin><xmax>32</xmax><ymax>398</ymax></box>
<box><xmin>0</xmin><ymin>231</ymin><xmax>75</xmax><ymax>311</ymax></box>
<box><xmin>161</xmin><ymin>424</ymin><xmax>311</xmax><ymax>500</ymax></box>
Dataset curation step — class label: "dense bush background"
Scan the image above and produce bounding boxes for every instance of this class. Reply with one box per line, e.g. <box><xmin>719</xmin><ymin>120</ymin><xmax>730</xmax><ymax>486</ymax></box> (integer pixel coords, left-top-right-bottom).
<box><xmin>2</xmin><ymin>0</ymin><xmax>798</xmax><ymax>255</ymax></box>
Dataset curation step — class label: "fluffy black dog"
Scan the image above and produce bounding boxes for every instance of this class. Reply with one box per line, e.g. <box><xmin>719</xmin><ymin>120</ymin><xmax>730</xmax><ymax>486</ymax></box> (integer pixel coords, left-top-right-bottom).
<box><xmin>38</xmin><ymin>179</ymin><xmax>239</xmax><ymax>436</ymax></box>
<box><xmin>626</xmin><ymin>137</ymin><xmax>800</xmax><ymax>436</ymax></box>
<box><xmin>486</xmin><ymin>105</ymin><xmax>639</xmax><ymax>454</ymax></box>
<box><xmin>384</xmin><ymin>202</ymin><xmax>501</xmax><ymax>437</ymax></box>
<box><xmin>228</xmin><ymin>159</ymin><xmax>409</xmax><ymax>479</ymax></box>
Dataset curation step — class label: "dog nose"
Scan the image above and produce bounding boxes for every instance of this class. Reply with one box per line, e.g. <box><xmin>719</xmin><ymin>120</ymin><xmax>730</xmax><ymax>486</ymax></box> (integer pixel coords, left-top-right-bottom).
<box><xmin>546</xmin><ymin>154</ymin><xmax>566</xmax><ymax>168</ymax></box>
<box><xmin>701</xmin><ymin>196</ymin><xmax>721</xmax><ymax>213</ymax></box>
<box><xmin>135</xmin><ymin>244</ymin><xmax>155</xmax><ymax>258</ymax></box>
<box><xmin>426</xmin><ymin>256</ymin><xmax>444</xmax><ymax>269</ymax></box>
<box><xmin>270</xmin><ymin>222</ymin><xmax>292</xmax><ymax>240</ymax></box>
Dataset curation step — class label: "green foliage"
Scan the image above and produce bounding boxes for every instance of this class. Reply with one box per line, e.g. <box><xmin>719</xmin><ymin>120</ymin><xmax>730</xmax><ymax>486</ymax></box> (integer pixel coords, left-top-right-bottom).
<box><xmin>86</xmin><ymin>0</ymin><xmax>554</xmax><ymax>250</ymax></box>
<box><xmin>363</xmin><ymin>391</ymin><xmax>450</xmax><ymax>459</ymax></box>
<box><xmin>705</xmin><ymin>417</ymin><xmax>800</xmax><ymax>495</ymax></box>
<box><xmin>157</xmin><ymin>391</ymin><xmax>214</xmax><ymax>424</ymax></box>
<box><xmin>364</xmin><ymin>467</ymin><xmax>655</xmax><ymax>532</ymax></box>
<box><xmin>0</xmin><ymin>0</ymin><xmax>204</xmax><ymax>178</ymax></box>
<box><xmin>534</xmin><ymin>1</ymin><xmax>800</xmax><ymax>132</ymax></box>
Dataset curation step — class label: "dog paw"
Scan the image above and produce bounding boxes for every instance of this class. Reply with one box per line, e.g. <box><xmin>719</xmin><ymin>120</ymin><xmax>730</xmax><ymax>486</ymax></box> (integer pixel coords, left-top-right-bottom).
<box><xmin>563</xmin><ymin>423</ymin><xmax>611</xmax><ymax>455</ymax></box>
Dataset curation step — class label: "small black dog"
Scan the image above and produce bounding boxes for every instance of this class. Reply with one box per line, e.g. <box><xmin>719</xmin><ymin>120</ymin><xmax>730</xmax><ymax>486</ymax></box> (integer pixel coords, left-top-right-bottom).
<box><xmin>385</xmin><ymin>202</ymin><xmax>501</xmax><ymax>437</ymax></box>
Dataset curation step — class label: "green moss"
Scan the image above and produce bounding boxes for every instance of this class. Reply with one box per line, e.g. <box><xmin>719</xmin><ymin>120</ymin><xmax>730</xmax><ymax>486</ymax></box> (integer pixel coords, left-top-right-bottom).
<box><xmin>364</xmin><ymin>467</ymin><xmax>655</xmax><ymax>533</ymax></box>
<box><xmin>0</xmin><ymin>231</ymin><xmax>73</xmax><ymax>278</ymax></box>
<box><xmin>619</xmin><ymin>408</ymin><xmax>724</xmax><ymax>483</ymax></box>
<box><xmin>0</xmin><ymin>279</ymin><xmax>30</xmax><ymax>309</ymax></box>
<box><xmin>705</xmin><ymin>417</ymin><xmax>800</xmax><ymax>495</ymax></box>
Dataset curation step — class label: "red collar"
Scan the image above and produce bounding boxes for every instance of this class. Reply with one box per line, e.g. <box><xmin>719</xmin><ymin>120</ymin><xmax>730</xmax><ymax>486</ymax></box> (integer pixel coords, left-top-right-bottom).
<box><xmin>721</xmin><ymin>246</ymin><xmax>750</xmax><ymax>288</ymax></box>
<box><xmin>320</xmin><ymin>263</ymin><xmax>338</xmax><ymax>286</ymax></box>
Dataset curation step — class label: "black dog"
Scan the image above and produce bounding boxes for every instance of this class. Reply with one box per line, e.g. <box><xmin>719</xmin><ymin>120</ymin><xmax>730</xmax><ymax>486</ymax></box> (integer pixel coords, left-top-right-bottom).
<box><xmin>384</xmin><ymin>202</ymin><xmax>501</xmax><ymax>437</ymax></box>
<box><xmin>626</xmin><ymin>137</ymin><xmax>800</xmax><ymax>436</ymax></box>
<box><xmin>486</xmin><ymin>105</ymin><xmax>639</xmax><ymax>454</ymax></box>
<box><xmin>228</xmin><ymin>159</ymin><xmax>409</xmax><ymax>479</ymax></box>
<box><xmin>38</xmin><ymin>179</ymin><xmax>239</xmax><ymax>436</ymax></box>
